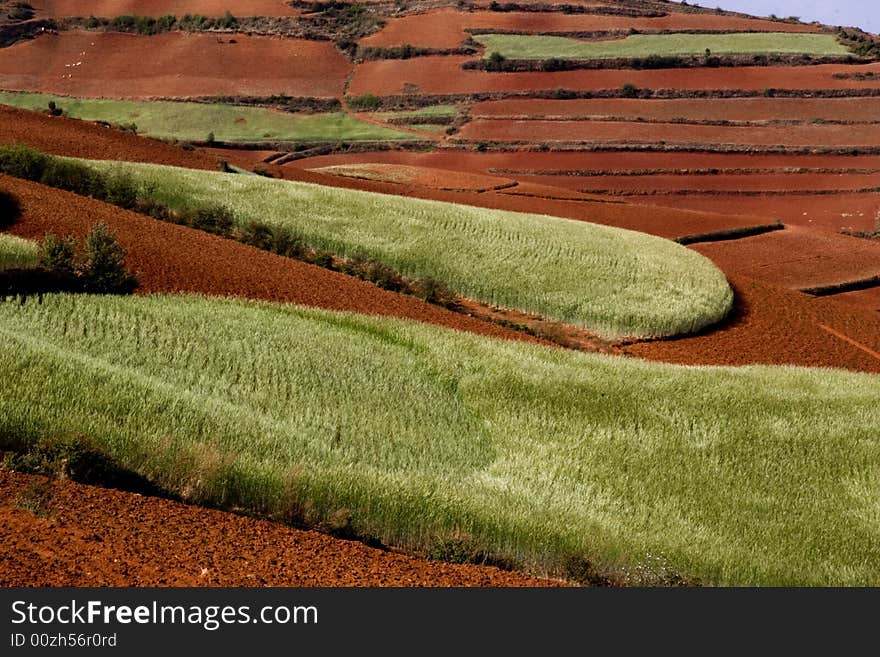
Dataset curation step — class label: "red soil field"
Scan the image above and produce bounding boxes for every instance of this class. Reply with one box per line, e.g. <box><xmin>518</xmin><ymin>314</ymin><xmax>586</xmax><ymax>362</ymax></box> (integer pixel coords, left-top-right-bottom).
<box><xmin>457</xmin><ymin>119</ymin><xmax>880</xmax><ymax>147</ymax></box>
<box><xmin>0</xmin><ymin>31</ymin><xmax>351</xmax><ymax>98</ymax></box>
<box><xmin>349</xmin><ymin>58</ymin><xmax>880</xmax><ymax>96</ymax></box>
<box><xmin>624</xmin><ymin>274</ymin><xmax>880</xmax><ymax>373</ymax></box>
<box><xmin>309</xmin><ymin>162</ymin><xmax>517</xmax><ymax>191</ymax></box>
<box><xmin>29</xmin><ymin>0</ymin><xmax>300</xmax><ymax>18</ymax></box>
<box><xmin>0</xmin><ymin>471</ymin><xmax>556</xmax><ymax>586</ymax></box>
<box><xmin>833</xmin><ymin>285</ymin><xmax>880</xmax><ymax>312</ymax></box>
<box><xmin>622</xmin><ymin>193</ymin><xmax>880</xmax><ymax>232</ymax></box>
<box><xmin>291</xmin><ymin>148</ymin><xmax>880</xmax><ymax>176</ymax></box>
<box><xmin>0</xmin><ymin>174</ymin><xmax>542</xmax><ymax>346</ymax></box>
<box><xmin>692</xmin><ymin>225</ymin><xmax>880</xmax><ymax>290</ymax></box>
<box><xmin>360</xmin><ymin>8</ymin><xmax>818</xmax><ymax>49</ymax></box>
<box><xmin>0</xmin><ymin>105</ymin><xmax>218</xmax><ymax>168</ymax></box>
<box><xmin>201</xmin><ymin>146</ymin><xmax>279</xmax><ymax>168</ymax></box>
<box><xmin>472</xmin><ymin>97</ymin><xmax>880</xmax><ymax>123</ymax></box>
<box><xmin>561</xmin><ymin>172</ymin><xmax>880</xmax><ymax>193</ymax></box>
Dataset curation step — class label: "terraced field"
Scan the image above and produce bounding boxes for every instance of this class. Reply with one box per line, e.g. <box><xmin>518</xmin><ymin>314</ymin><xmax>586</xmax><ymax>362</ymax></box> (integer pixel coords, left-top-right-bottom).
<box><xmin>0</xmin><ymin>92</ymin><xmax>419</xmax><ymax>142</ymax></box>
<box><xmin>474</xmin><ymin>33</ymin><xmax>850</xmax><ymax>59</ymax></box>
<box><xmin>2</xmin><ymin>293</ymin><xmax>879</xmax><ymax>586</ymax></box>
<box><xmin>81</xmin><ymin>158</ymin><xmax>734</xmax><ymax>339</ymax></box>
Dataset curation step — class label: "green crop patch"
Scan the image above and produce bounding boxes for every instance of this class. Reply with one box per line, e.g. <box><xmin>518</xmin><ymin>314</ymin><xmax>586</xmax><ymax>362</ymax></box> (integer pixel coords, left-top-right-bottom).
<box><xmin>0</xmin><ymin>233</ymin><xmax>39</xmax><ymax>271</ymax></box>
<box><xmin>0</xmin><ymin>92</ymin><xmax>421</xmax><ymax>143</ymax></box>
<box><xmin>1</xmin><ymin>293</ymin><xmax>879</xmax><ymax>585</ymax></box>
<box><xmin>80</xmin><ymin>158</ymin><xmax>733</xmax><ymax>339</ymax></box>
<box><xmin>474</xmin><ymin>32</ymin><xmax>852</xmax><ymax>59</ymax></box>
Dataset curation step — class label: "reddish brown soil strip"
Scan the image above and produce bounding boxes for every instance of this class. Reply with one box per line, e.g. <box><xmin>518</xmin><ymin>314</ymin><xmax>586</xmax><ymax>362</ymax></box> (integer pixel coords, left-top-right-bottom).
<box><xmin>309</xmin><ymin>163</ymin><xmax>518</xmax><ymax>191</ymax></box>
<box><xmin>507</xmin><ymin>172</ymin><xmax>880</xmax><ymax>194</ymax></box>
<box><xmin>0</xmin><ymin>105</ymin><xmax>219</xmax><ymax>167</ymax></box>
<box><xmin>816</xmin><ymin>324</ymin><xmax>880</xmax><ymax>362</ymax></box>
<box><xmin>457</xmin><ymin>119</ymin><xmax>880</xmax><ymax>147</ymax></box>
<box><xmin>575</xmin><ymin>173</ymin><xmax>880</xmax><ymax>193</ymax></box>
<box><xmin>0</xmin><ymin>31</ymin><xmax>351</xmax><ymax>99</ymax></box>
<box><xmin>691</xmin><ymin>225</ymin><xmax>880</xmax><ymax>290</ymax></box>
<box><xmin>0</xmin><ymin>471</ymin><xmax>558</xmax><ymax>586</ymax></box>
<box><xmin>831</xmin><ymin>285</ymin><xmax>880</xmax><ymax>312</ymax></box>
<box><xmin>359</xmin><ymin>8</ymin><xmax>818</xmax><ymax>49</ymax></box>
<box><xmin>624</xmin><ymin>274</ymin><xmax>880</xmax><ymax>373</ymax></box>
<box><xmin>29</xmin><ymin>0</ymin><xmax>300</xmax><ymax>17</ymax></box>
<box><xmin>621</xmin><ymin>193</ymin><xmax>880</xmax><ymax>233</ymax></box>
<box><xmin>472</xmin><ymin>97</ymin><xmax>880</xmax><ymax>123</ymax></box>
<box><xmin>349</xmin><ymin>58</ymin><xmax>880</xmax><ymax>96</ymax></box>
<box><xmin>290</xmin><ymin>148</ymin><xmax>880</xmax><ymax>176</ymax></box>
<box><xmin>0</xmin><ymin>174</ymin><xmax>543</xmax><ymax>346</ymax></box>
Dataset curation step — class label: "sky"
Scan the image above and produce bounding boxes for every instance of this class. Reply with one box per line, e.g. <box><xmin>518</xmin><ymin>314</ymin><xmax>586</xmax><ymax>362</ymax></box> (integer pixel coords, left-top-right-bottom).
<box><xmin>677</xmin><ymin>0</ymin><xmax>880</xmax><ymax>34</ymax></box>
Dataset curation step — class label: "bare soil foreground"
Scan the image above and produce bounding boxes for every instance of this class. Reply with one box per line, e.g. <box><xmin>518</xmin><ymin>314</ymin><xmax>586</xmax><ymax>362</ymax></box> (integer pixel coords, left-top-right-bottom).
<box><xmin>0</xmin><ymin>471</ymin><xmax>556</xmax><ymax>586</ymax></box>
<box><xmin>360</xmin><ymin>7</ymin><xmax>818</xmax><ymax>49</ymax></box>
<box><xmin>29</xmin><ymin>0</ymin><xmax>300</xmax><ymax>17</ymax></box>
<box><xmin>0</xmin><ymin>32</ymin><xmax>350</xmax><ymax>98</ymax></box>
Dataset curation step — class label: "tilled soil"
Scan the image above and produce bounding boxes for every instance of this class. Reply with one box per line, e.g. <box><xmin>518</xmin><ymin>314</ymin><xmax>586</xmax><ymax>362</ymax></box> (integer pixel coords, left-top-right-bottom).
<box><xmin>349</xmin><ymin>58</ymin><xmax>880</xmax><ymax>96</ymax></box>
<box><xmin>471</xmin><ymin>97</ymin><xmax>880</xmax><ymax>123</ymax></box>
<box><xmin>29</xmin><ymin>0</ymin><xmax>300</xmax><ymax>18</ymax></box>
<box><xmin>457</xmin><ymin>119</ymin><xmax>880</xmax><ymax>147</ymax></box>
<box><xmin>0</xmin><ymin>471</ymin><xmax>559</xmax><ymax>587</ymax></box>
<box><xmin>0</xmin><ymin>31</ymin><xmax>351</xmax><ymax>98</ymax></box>
<box><xmin>309</xmin><ymin>163</ymin><xmax>518</xmax><ymax>191</ymax></box>
<box><xmin>0</xmin><ymin>105</ymin><xmax>219</xmax><ymax>168</ymax></box>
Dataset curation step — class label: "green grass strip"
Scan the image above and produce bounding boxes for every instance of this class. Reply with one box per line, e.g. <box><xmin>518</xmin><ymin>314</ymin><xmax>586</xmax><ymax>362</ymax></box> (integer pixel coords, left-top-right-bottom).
<box><xmin>475</xmin><ymin>32</ymin><xmax>851</xmax><ymax>59</ymax></box>
<box><xmin>0</xmin><ymin>233</ymin><xmax>39</xmax><ymax>271</ymax></box>
<box><xmin>81</xmin><ymin>158</ymin><xmax>733</xmax><ymax>339</ymax></box>
<box><xmin>2</xmin><ymin>293</ymin><xmax>879</xmax><ymax>585</ymax></box>
<box><xmin>0</xmin><ymin>91</ymin><xmax>421</xmax><ymax>142</ymax></box>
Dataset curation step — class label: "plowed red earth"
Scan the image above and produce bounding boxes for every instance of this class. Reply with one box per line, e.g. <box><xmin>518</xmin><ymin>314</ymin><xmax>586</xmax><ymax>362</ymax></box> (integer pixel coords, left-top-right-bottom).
<box><xmin>309</xmin><ymin>163</ymin><xmax>517</xmax><ymax>191</ymax></box>
<box><xmin>29</xmin><ymin>0</ymin><xmax>300</xmax><ymax>17</ymax></box>
<box><xmin>0</xmin><ymin>105</ymin><xmax>218</xmax><ymax>168</ymax></box>
<box><xmin>833</xmin><ymin>286</ymin><xmax>880</xmax><ymax>311</ymax></box>
<box><xmin>0</xmin><ymin>174</ymin><xmax>540</xmax><ymax>346</ymax></box>
<box><xmin>623</xmin><ymin>193</ymin><xmax>880</xmax><ymax>232</ymax></box>
<box><xmin>291</xmin><ymin>148</ymin><xmax>880</xmax><ymax>175</ymax></box>
<box><xmin>359</xmin><ymin>8</ymin><xmax>817</xmax><ymax>49</ymax></box>
<box><xmin>692</xmin><ymin>225</ymin><xmax>880</xmax><ymax>290</ymax></box>
<box><xmin>349</xmin><ymin>58</ymin><xmax>880</xmax><ymax>96</ymax></box>
<box><xmin>0</xmin><ymin>471</ymin><xmax>557</xmax><ymax>586</ymax></box>
<box><xmin>457</xmin><ymin>119</ymin><xmax>880</xmax><ymax>147</ymax></box>
<box><xmin>472</xmin><ymin>97</ymin><xmax>880</xmax><ymax>123</ymax></box>
<box><xmin>201</xmin><ymin>147</ymin><xmax>279</xmax><ymax>168</ymax></box>
<box><xmin>0</xmin><ymin>31</ymin><xmax>351</xmax><ymax>98</ymax></box>
<box><xmin>533</xmin><ymin>172</ymin><xmax>880</xmax><ymax>193</ymax></box>
<box><xmin>624</xmin><ymin>274</ymin><xmax>880</xmax><ymax>372</ymax></box>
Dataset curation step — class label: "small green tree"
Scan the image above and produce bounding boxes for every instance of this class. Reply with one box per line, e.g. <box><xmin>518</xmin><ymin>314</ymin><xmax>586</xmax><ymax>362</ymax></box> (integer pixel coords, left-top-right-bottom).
<box><xmin>487</xmin><ymin>51</ymin><xmax>507</xmax><ymax>71</ymax></box>
<box><xmin>621</xmin><ymin>82</ymin><xmax>639</xmax><ymax>98</ymax></box>
<box><xmin>78</xmin><ymin>223</ymin><xmax>137</xmax><ymax>294</ymax></box>
<box><xmin>39</xmin><ymin>234</ymin><xmax>77</xmax><ymax>278</ymax></box>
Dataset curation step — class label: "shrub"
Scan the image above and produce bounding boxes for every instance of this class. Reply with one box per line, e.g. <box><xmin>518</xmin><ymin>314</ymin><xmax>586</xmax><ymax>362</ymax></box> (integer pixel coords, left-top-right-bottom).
<box><xmin>0</xmin><ymin>145</ymin><xmax>51</xmax><ymax>181</ymax></box>
<box><xmin>621</xmin><ymin>82</ymin><xmax>639</xmax><ymax>98</ymax></box>
<box><xmin>348</xmin><ymin>94</ymin><xmax>381</xmax><ymax>111</ymax></box>
<box><xmin>39</xmin><ymin>234</ymin><xmax>77</xmax><ymax>278</ymax></box>
<box><xmin>47</xmin><ymin>100</ymin><xmax>63</xmax><ymax>116</ymax></box>
<box><xmin>104</xmin><ymin>173</ymin><xmax>139</xmax><ymax>210</ymax></box>
<box><xmin>76</xmin><ymin>223</ymin><xmax>137</xmax><ymax>294</ymax></box>
<box><xmin>486</xmin><ymin>51</ymin><xmax>507</xmax><ymax>72</ymax></box>
<box><xmin>177</xmin><ymin>204</ymin><xmax>235</xmax><ymax>236</ymax></box>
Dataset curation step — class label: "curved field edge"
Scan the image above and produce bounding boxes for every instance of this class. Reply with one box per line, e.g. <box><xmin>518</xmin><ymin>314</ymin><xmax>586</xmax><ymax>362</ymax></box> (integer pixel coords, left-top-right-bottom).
<box><xmin>80</xmin><ymin>159</ymin><xmax>733</xmax><ymax>339</ymax></box>
<box><xmin>1</xmin><ymin>294</ymin><xmax>879</xmax><ymax>586</ymax></box>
